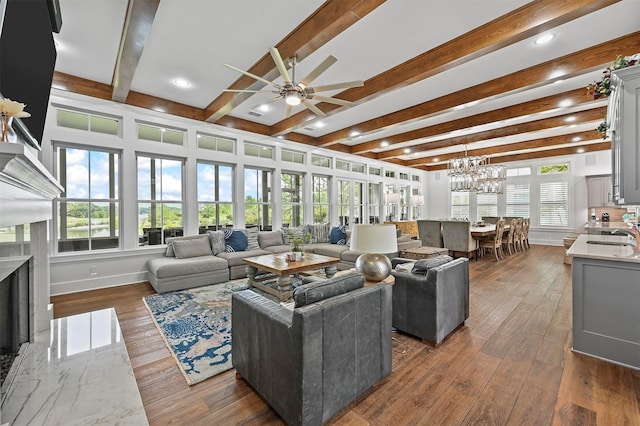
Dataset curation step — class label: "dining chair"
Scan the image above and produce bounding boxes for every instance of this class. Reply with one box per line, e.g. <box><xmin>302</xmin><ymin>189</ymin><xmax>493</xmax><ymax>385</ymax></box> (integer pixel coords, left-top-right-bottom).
<box><xmin>417</xmin><ymin>220</ymin><xmax>444</xmax><ymax>248</ymax></box>
<box><xmin>522</xmin><ymin>218</ymin><xmax>531</xmax><ymax>249</ymax></box>
<box><xmin>481</xmin><ymin>216</ymin><xmax>500</xmax><ymax>224</ymax></box>
<box><xmin>480</xmin><ymin>219</ymin><xmax>505</xmax><ymax>261</ymax></box>
<box><xmin>441</xmin><ymin>220</ymin><xmax>479</xmax><ymax>260</ymax></box>
<box><xmin>513</xmin><ymin>218</ymin><xmax>524</xmax><ymax>252</ymax></box>
<box><xmin>502</xmin><ymin>218</ymin><xmax>517</xmax><ymax>255</ymax></box>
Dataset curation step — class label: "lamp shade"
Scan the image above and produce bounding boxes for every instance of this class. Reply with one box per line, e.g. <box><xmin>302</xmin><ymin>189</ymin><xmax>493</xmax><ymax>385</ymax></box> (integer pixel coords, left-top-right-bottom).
<box><xmin>349</xmin><ymin>224</ymin><xmax>398</xmax><ymax>254</ymax></box>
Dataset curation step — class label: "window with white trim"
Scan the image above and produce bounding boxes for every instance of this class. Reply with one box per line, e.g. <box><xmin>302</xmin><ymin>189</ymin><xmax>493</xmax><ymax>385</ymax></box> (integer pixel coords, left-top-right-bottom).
<box><xmin>197</xmin><ymin>162</ymin><xmax>234</xmax><ymax>230</ymax></box>
<box><xmin>281</xmin><ymin>149</ymin><xmax>305</xmax><ymax>164</ymax></box>
<box><xmin>244</xmin><ymin>167</ymin><xmax>273</xmax><ymax>230</ymax></box>
<box><xmin>506</xmin><ymin>183</ymin><xmax>530</xmax><ymax>218</ymax></box>
<box><xmin>197</xmin><ymin>133</ymin><xmax>235</xmax><ymax>153</ymax></box>
<box><xmin>312</xmin><ymin>175</ymin><xmax>330</xmax><ymax>223</ymax></box>
<box><xmin>137</xmin><ymin>123</ymin><xmax>184</xmax><ymax>145</ymax></box>
<box><xmin>368</xmin><ymin>182</ymin><xmax>381</xmax><ymax>223</ymax></box>
<box><xmin>451</xmin><ymin>192</ymin><xmax>469</xmax><ymax>219</ymax></box>
<box><xmin>137</xmin><ymin>155</ymin><xmax>183</xmax><ymax>245</ymax></box>
<box><xmin>369</xmin><ymin>166</ymin><xmax>382</xmax><ymax>176</ymax></box>
<box><xmin>477</xmin><ymin>193</ymin><xmax>498</xmax><ymax>219</ymax></box>
<box><xmin>244</xmin><ymin>143</ymin><xmax>273</xmax><ymax>159</ymax></box>
<box><xmin>56</xmin><ymin>146</ymin><xmax>120</xmax><ymax>252</ymax></box>
<box><xmin>311</xmin><ymin>154</ymin><xmax>331</xmax><ymax>168</ymax></box>
<box><xmin>539</xmin><ymin>181</ymin><xmax>568</xmax><ymax>227</ymax></box>
<box><xmin>56</xmin><ymin>108</ymin><xmax>120</xmax><ymax>136</ymax></box>
<box><xmin>282</xmin><ymin>171</ymin><xmax>304</xmax><ymax>228</ymax></box>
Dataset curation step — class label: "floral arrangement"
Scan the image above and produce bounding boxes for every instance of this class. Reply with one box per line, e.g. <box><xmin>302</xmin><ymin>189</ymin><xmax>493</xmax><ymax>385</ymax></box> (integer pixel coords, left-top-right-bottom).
<box><xmin>0</xmin><ymin>98</ymin><xmax>31</xmax><ymax>142</ymax></box>
<box><xmin>290</xmin><ymin>232</ymin><xmax>312</xmax><ymax>253</ymax></box>
<box><xmin>587</xmin><ymin>53</ymin><xmax>639</xmax><ymax>138</ymax></box>
<box><xmin>0</xmin><ymin>98</ymin><xmax>31</xmax><ymax>118</ymax></box>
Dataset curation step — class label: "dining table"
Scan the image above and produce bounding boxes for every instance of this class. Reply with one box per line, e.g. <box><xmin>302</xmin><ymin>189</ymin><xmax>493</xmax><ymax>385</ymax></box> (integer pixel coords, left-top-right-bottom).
<box><xmin>470</xmin><ymin>224</ymin><xmax>510</xmax><ymax>239</ymax></box>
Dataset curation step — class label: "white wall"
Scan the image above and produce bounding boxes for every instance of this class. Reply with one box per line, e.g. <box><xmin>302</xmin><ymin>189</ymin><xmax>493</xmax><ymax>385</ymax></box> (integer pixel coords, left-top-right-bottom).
<box><xmin>42</xmin><ymin>90</ymin><xmax>429</xmax><ymax>294</ymax></box>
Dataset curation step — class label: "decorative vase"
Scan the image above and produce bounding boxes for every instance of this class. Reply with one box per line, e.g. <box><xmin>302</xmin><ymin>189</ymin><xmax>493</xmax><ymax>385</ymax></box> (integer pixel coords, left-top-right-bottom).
<box><xmin>1</xmin><ymin>113</ymin><xmax>14</xmax><ymax>143</ymax></box>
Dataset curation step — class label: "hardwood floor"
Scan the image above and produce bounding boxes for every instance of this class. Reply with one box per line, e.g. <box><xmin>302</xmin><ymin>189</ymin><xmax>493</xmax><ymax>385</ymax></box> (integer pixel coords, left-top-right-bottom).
<box><xmin>51</xmin><ymin>245</ymin><xmax>640</xmax><ymax>425</ymax></box>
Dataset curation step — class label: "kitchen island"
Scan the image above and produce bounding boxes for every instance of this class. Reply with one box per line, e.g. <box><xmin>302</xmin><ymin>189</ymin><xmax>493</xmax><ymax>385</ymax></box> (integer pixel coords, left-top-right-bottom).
<box><xmin>583</xmin><ymin>220</ymin><xmax>635</xmax><ymax>235</ymax></box>
<box><xmin>566</xmin><ymin>234</ymin><xmax>639</xmax><ymax>370</ymax></box>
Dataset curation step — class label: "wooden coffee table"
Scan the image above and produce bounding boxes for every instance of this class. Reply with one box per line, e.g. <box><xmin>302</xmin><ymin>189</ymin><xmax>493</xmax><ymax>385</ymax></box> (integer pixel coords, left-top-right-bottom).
<box><xmin>243</xmin><ymin>253</ymin><xmax>340</xmax><ymax>301</ymax></box>
<box><xmin>398</xmin><ymin>246</ymin><xmax>449</xmax><ymax>260</ymax></box>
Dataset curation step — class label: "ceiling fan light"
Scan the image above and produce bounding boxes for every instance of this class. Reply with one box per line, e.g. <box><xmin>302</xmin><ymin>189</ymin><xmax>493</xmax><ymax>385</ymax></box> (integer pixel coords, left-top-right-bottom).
<box><xmin>285</xmin><ymin>92</ymin><xmax>301</xmax><ymax>106</ymax></box>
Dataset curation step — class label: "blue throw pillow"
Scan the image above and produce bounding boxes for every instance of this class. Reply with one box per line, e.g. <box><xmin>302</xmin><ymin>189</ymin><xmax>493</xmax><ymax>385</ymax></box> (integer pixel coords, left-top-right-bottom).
<box><xmin>224</xmin><ymin>229</ymin><xmax>248</xmax><ymax>252</ymax></box>
<box><xmin>329</xmin><ymin>225</ymin><xmax>348</xmax><ymax>245</ymax></box>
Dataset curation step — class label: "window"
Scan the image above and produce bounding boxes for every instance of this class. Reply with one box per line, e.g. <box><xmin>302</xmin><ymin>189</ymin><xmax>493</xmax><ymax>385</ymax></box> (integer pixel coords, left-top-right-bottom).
<box><xmin>368</xmin><ymin>182</ymin><xmax>381</xmax><ymax>223</ymax></box>
<box><xmin>197</xmin><ymin>133</ymin><xmax>235</xmax><ymax>153</ymax></box>
<box><xmin>539</xmin><ymin>163</ymin><xmax>569</xmax><ymax>175</ymax></box>
<box><xmin>412</xmin><ymin>174</ymin><xmax>421</xmax><ymax>182</ymax></box>
<box><xmin>539</xmin><ymin>181</ymin><xmax>568</xmax><ymax>227</ymax></box>
<box><xmin>477</xmin><ymin>193</ymin><xmax>498</xmax><ymax>219</ymax></box>
<box><xmin>0</xmin><ymin>224</ymin><xmax>30</xmax><ymax>256</ymax></box>
<box><xmin>369</xmin><ymin>166</ymin><xmax>382</xmax><ymax>176</ymax></box>
<box><xmin>336</xmin><ymin>159</ymin><xmax>349</xmax><ymax>171</ymax></box>
<box><xmin>244</xmin><ymin>167</ymin><xmax>272</xmax><ymax>230</ymax></box>
<box><xmin>411</xmin><ymin>188</ymin><xmax>423</xmax><ymax>220</ymax></box>
<box><xmin>197</xmin><ymin>162</ymin><xmax>234</xmax><ymax>230</ymax></box>
<box><xmin>56</xmin><ymin>146</ymin><xmax>120</xmax><ymax>252</ymax></box>
<box><xmin>137</xmin><ymin>123</ymin><xmax>184</xmax><ymax>145</ymax></box>
<box><xmin>385</xmin><ymin>170</ymin><xmax>396</xmax><ymax>178</ymax></box>
<box><xmin>281</xmin><ymin>149</ymin><xmax>305</xmax><ymax>164</ymax></box>
<box><xmin>245</xmin><ymin>143</ymin><xmax>274</xmax><ymax>159</ymax></box>
<box><xmin>352</xmin><ymin>163</ymin><xmax>365</xmax><ymax>174</ymax></box>
<box><xmin>56</xmin><ymin>108</ymin><xmax>120</xmax><ymax>136</ymax></box>
<box><xmin>337</xmin><ymin>179</ymin><xmax>364</xmax><ymax>226</ymax></box>
<box><xmin>137</xmin><ymin>156</ymin><xmax>183</xmax><ymax>245</ymax></box>
<box><xmin>312</xmin><ymin>175</ymin><xmax>330</xmax><ymax>223</ymax></box>
<box><xmin>311</xmin><ymin>155</ymin><xmax>331</xmax><ymax>168</ymax></box>
<box><xmin>282</xmin><ymin>172</ymin><xmax>304</xmax><ymax>228</ymax></box>
<box><xmin>506</xmin><ymin>167</ymin><xmax>531</xmax><ymax>177</ymax></box>
<box><xmin>399</xmin><ymin>172</ymin><xmax>409</xmax><ymax>180</ymax></box>
<box><xmin>451</xmin><ymin>192</ymin><xmax>469</xmax><ymax>219</ymax></box>
<box><xmin>506</xmin><ymin>183</ymin><xmax>530</xmax><ymax>218</ymax></box>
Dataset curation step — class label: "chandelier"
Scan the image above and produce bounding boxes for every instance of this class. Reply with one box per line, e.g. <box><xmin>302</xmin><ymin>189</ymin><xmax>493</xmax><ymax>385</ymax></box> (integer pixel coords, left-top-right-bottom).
<box><xmin>447</xmin><ymin>148</ymin><xmax>506</xmax><ymax>194</ymax></box>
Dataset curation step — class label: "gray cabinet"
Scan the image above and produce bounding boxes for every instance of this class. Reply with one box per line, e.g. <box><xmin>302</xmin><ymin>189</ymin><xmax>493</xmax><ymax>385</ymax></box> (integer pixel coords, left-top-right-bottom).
<box><xmin>610</xmin><ymin>66</ymin><xmax>640</xmax><ymax>205</ymax></box>
<box><xmin>587</xmin><ymin>175</ymin><xmax>614</xmax><ymax>207</ymax></box>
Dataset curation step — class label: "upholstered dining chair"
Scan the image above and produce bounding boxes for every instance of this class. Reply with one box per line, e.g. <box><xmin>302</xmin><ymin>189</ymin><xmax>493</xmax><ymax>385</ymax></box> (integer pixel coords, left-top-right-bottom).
<box><xmin>417</xmin><ymin>219</ymin><xmax>444</xmax><ymax>247</ymax></box>
<box><xmin>480</xmin><ymin>219</ymin><xmax>505</xmax><ymax>261</ymax></box>
<box><xmin>441</xmin><ymin>220</ymin><xmax>479</xmax><ymax>260</ymax></box>
<box><xmin>481</xmin><ymin>216</ymin><xmax>500</xmax><ymax>225</ymax></box>
<box><xmin>502</xmin><ymin>218</ymin><xmax>517</xmax><ymax>255</ymax></box>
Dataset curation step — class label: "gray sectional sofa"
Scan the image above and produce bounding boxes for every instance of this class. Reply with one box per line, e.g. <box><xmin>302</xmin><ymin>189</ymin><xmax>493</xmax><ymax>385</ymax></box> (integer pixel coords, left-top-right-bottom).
<box><xmin>146</xmin><ymin>224</ymin><xmax>421</xmax><ymax>293</ymax></box>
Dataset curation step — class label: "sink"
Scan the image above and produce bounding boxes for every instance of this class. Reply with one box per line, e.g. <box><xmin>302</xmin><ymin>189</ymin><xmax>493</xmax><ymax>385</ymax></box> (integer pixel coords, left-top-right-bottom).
<box><xmin>586</xmin><ymin>240</ymin><xmax>634</xmax><ymax>246</ymax></box>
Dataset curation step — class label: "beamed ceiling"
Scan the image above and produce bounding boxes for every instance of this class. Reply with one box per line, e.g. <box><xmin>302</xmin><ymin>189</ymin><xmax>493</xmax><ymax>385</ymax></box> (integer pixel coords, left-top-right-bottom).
<box><xmin>51</xmin><ymin>0</ymin><xmax>640</xmax><ymax>171</ymax></box>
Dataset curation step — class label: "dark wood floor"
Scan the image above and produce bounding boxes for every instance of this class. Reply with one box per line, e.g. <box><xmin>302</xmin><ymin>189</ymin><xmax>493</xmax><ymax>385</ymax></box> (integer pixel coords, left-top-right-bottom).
<box><xmin>51</xmin><ymin>245</ymin><xmax>640</xmax><ymax>425</ymax></box>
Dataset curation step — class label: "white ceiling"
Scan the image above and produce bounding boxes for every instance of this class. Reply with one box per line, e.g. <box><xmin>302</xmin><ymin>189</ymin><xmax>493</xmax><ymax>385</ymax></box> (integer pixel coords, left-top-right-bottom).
<box><xmin>51</xmin><ymin>0</ymin><xmax>640</xmax><ymax>169</ymax></box>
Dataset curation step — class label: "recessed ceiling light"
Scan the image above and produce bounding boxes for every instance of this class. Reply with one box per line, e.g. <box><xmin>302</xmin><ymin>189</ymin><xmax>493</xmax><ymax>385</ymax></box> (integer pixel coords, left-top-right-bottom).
<box><xmin>577</xmin><ymin>148</ymin><xmax>585</xmax><ymax>153</ymax></box>
<box><xmin>572</xmin><ymin>136</ymin><xmax>582</xmax><ymax>142</ymax></box>
<box><xmin>404</xmin><ymin>148</ymin><xmax>411</xmax><ymax>154</ymax></box>
<box><xmin>534</xmin><ymin>33</ymin><xmax>555</xmax><ymax>45</ymax></box>
<box><xmin>349</xmin><ymin>130</ymin><xmax>360</xmax><ymax>138</ymax></box>
<box><xmin>315</xmin><ymin>121</ymin><xmax>325</xmax><ymax>128</ymax></box>
<box><xmin>173</xmin><ymin>78</ymin><xmax>191</xmax><ymax>88</ymax></box>
<box><xmin>380</xmin><ymin>141</ymin><xmax>389</xmax><ymax>147</ymax></box>
<box><xmin>259</xmin><ymin>104</ymin><xmax>270</xmax><ymax>112</ymax></box>
<box><xmin>276</xmin><ymin>135</ymin><xmax>284</xmax><ymax>139</ymax></box>
<box><xmin>559</xmin><ymin>99</ymin><xmax>572</xmax><ymax>108</ymax></box>
<box><xmin>565</xmin><ymin>116</ymin><xmax>576</xmax><ymax>122</ymax></box>
<box><xmin>432</xmin><ymin>158</ymin><xmax>439</xmax><ymax>162</ymax></box>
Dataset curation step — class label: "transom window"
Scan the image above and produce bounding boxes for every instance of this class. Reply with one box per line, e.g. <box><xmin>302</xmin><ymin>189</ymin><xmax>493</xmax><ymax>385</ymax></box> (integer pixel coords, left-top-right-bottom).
<box><xmin>281</xmin><ymin>149</ymin><xmax>305</xmax><ymax>164</ymax></box>
<box><xmin>245</xmin><ymin>143</ymin><xmax>274</xmax><ymax>159</ymax></box>
<box><xmin>56</xmin><ymin>108</ymin><xmax>120</xmax><ymax>136</ymax></box>
<box><xmin>311</xmin><ymin>155</ymin><xmax>331</xmax><ymax>168</ymax></box>
<box><xmin>137</xmin><ymin>122</ymin><xmax>184</xmax><ymax>145</ymax></box>
<box><xmin>197</xmin><ymin>133</ymin><xmax>235</xmax><ymax>153</ymax></box>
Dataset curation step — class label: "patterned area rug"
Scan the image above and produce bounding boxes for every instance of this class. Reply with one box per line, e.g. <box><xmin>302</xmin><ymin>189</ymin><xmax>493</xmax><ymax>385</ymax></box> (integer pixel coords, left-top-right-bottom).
<box><xmin>142</xmin><ymin>280</ymin><xmax>250</xmax><ymax>385</ymax></box>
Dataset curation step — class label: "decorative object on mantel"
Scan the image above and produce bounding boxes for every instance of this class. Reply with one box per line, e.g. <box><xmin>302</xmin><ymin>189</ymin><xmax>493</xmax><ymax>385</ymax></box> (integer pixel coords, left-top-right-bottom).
<box><xmin>447</xmin><ymin>146</ymin><xmax>506</xmax><ymax>194</ymax></box>
<box><xmin>587</xmin><ymin>53</ymin><xmax>639</xmax><ymax>138</ymax></box>
<box><xmin>0</xmin><ymin>98</ymin><xmax>31</xmax><ymax>143</ymax></box>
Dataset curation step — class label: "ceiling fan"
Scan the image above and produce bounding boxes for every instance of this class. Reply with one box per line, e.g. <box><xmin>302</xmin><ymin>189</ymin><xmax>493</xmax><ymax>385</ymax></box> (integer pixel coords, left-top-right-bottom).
<box><xmin>223</xmin><ymin>47</ymin><xmax>363</xmax><ymax>117</ymax></box>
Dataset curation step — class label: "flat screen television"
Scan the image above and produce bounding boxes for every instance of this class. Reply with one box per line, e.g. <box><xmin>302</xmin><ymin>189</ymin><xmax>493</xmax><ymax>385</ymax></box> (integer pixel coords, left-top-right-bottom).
<box><xmin>0</xmin><ymin>0</ymin><xmax>57</xmax><ymax>149</ymax></box>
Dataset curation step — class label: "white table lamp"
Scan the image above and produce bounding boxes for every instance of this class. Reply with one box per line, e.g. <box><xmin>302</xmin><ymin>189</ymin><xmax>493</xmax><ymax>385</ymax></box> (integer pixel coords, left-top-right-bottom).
<box><xmin>349</xmin><ymin>224</ymin><xmax>398</xmax><ymax>281</ymax></box>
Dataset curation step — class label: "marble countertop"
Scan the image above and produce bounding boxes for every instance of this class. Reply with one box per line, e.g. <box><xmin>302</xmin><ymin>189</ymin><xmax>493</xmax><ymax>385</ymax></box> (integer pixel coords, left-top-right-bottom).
<box><xmin>583</xmin><ymin>221</ymin><xmax>634</xmax><ymax>230</ymax></box>
<box><xmin>567</xmin><ymin>234</ymin><xmax>640</xmax><ymax>263</ymax></box>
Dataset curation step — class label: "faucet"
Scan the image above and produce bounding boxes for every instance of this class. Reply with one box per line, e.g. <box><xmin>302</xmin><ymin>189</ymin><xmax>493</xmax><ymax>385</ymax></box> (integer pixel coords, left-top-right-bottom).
<box><xmin>610</xmin><ymin>229</ymin><xmax>637</xmax><ymax>239</ymax></box>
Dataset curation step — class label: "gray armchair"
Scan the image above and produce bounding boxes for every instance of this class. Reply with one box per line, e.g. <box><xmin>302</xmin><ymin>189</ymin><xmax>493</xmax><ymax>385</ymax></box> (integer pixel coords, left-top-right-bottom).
<box><xmin>417</xmin><ymin>219</ymin><xmax>443</xmax><ymax>247</ymax></box>
<box><xmin>232</xmin><ymin>273</ymin><xmax>392</xmax><ymax>426</ymax></box>
<box><xmin>391</xmin><ymin>256</ymin><xmax>469</xmax><ymax>346</ymax></box>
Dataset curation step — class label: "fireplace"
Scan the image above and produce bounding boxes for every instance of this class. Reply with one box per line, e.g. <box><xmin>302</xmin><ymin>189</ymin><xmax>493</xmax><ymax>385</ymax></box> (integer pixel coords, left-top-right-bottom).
<box><xmin>0</xmin><ymin>256</ymin><xmax>31</xmax><ymax>393</ymax></box>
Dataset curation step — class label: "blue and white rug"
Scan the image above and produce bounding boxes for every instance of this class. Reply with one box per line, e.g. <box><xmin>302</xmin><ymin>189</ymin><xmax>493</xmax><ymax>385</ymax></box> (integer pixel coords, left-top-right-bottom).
<box><xmin>142</xmin><ymin>280</ymin><xmax>250</xmax><ymax>385</ymax></box>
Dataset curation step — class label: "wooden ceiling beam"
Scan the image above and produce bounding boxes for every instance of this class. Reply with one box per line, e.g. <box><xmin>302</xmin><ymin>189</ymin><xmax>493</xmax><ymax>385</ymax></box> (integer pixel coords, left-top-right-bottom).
<box><xmin>376</xmin><ymin>105</ymin><xmax>607</xmax><ymax>160</ymax></box>
<box><xmin>203</xmin><ymin>0</ymin><xmax>386</xmax><ymax>123</ymax></box>
<box><xmin>426</xmin><ymin>142</ymin><xmax>611</xmax><ymax>171</ymax></box>
<box><xmin>52</xmin><ymin>71</ymin><xmax>113</xmax><ymax>100</ymax></box>
<box><xmin>407</xmin><ymin>130</ymin><xmax>604</xmax><ymax>167</ymax></box>
<box><xmin>111</xmin><ymin>0</ymin><xmax>160</xmax><ymax>103</ymax></box>
<box><xmin>271</xmin><ymin>0</ymin><xmax>621</xmax><ymax>136</ymax></box>
<box><xmin>318</xmin><ymin>30</ymin><xmax>640</xmax><ymax>147</ymax></box>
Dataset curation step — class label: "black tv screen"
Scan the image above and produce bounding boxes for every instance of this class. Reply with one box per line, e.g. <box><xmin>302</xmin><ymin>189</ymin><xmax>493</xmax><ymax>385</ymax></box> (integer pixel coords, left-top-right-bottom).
<box><xmin>0</xmin><ymin>0</ymin><xmax>57</xmax><ymax>147</ymax></box>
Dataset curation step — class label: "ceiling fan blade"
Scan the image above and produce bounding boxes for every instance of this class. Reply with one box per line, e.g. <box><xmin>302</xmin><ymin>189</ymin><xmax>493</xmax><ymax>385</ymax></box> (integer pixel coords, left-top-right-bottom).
<box><xmin>224</xmin><ymin>63</ymin><xmax>276</xmax><ymax>87</ymax></box>
<box><xmin>223</xmin><ymin>89</ymin><xmax>278</xmax><ymax>94</ymax></box>
<box><xmin>300</xmin><ymin>55</ymin><xmax>337</xmax><ymax>87</ymax></box>
<box><xmin>302</xmin><ymin>99</ymin><xmax>326</xmax><ymax>117</ymax></box>
<box><xmin>310</xmin><ymin>95</ymin><xmax>354</xmax><ymax>107</ymax></box>
<box><xmin>269</xmin><ymin>47</ymin><xmax>292</xmax><ymax>84</ymax></box>
<box><xmin>247</xmin><ymin>96</ymin><xmax>284</xmax><ymax>113</ymax></box>
<box><xmin>310</xmin><ymin>80</ymin><xmax>364</xmax><ymax>93</ymax></box>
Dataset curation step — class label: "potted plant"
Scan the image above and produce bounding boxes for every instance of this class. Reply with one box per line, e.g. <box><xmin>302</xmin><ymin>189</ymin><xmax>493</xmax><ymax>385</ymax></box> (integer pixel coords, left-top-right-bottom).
<box><xmin>290</xmin><ymin>232</ymin><xmax>312</xmax><ymax>258</ymax></box>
